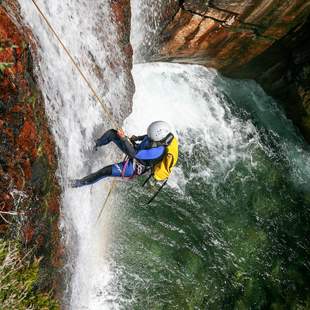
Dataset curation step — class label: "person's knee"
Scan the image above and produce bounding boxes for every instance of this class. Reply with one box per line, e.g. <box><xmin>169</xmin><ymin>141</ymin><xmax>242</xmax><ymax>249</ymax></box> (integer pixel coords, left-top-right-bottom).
<box><xmin>106</xmin><ymin>129</ymin><xmax>118</xmax><ymax>140</ymax></box>
<box><xmin>108</xmin><ymin>129</ymin><xmax>117</xmax><ymax>134</ymax></box>
<box><xmin>96</xmin><ymin>129</ymin><xmax>117</xmax><ymax>146</ymax></box>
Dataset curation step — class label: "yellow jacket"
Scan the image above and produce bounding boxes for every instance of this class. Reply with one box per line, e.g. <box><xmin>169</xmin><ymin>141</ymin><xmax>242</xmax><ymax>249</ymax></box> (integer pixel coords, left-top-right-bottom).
<box><xmin>153</xmin><ymin>137</ymin><xmax>179</xmax><ymax>181</ymax></box>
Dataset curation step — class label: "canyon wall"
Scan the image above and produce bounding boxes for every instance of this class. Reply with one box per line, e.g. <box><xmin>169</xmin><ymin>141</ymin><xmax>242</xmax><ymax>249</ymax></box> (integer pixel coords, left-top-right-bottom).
<box><xmin>0</xmin><ymin>5</ymin><xmax>61</xmax><ymax>307</ymax></box>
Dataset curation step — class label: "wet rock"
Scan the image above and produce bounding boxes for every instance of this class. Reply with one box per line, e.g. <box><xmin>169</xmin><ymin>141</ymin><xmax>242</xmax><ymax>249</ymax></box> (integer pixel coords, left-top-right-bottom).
<box><xmin>0</xmin><ymin>156</ymin><xmax>8</xmax><ymax>172</ymax></box>
<box><xmin>23</xmin><ymin>223</ymin><xmax>35</xmax><ymax>243</ymax></box>
<box><xmin>157</xmin><ymin>1</ymin><xmax>310</xmax><ymax>70</ymax></box>
<box><xmin>226</xmin><ymin>15</ymin><xmax>310</xmax><ymax>143</ymax></box>
<box><xmin>0</xmin><ymin>5</ymin><xmax>61</xmax><ymax>302</ymax></box>
<box><xmin>0</xmin><ymin>99</ymin><xmax>5</xmax><ymax>114</ymax></box>
<box><xmin>31</xmin><ymin>156</ymin><xmax>49</xmax><ymax>195</ymax></box>
<box><xmin>111</xmin><ymin>0</ymin><xmax>135</xmax><ymax>119</ymax></box>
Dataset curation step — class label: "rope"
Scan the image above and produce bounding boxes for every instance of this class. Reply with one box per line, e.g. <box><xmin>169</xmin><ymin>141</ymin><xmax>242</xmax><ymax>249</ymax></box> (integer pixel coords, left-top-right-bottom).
<box><xmin>95</xmin><ymin>180</ymin><xmax>117</xmax><ymax>224</ymax></box>
<box><xmin>30</xmin><ymin>0</ymin><xmax>120</xmax><ymax>216</ymax></box>
<box><xmin>31</xmin><ymin>0</ymin><xmax>118</xmax><ymax>128</ymax></box>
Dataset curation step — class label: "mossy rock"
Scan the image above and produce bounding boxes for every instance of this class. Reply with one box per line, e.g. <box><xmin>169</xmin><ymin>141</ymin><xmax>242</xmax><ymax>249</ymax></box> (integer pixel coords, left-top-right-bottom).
<box><xmin>31</xmin><ymin>155</ymin><xmax>50</xmax><ymax>195</ymax></box>
<box><xmin>0</xmin><ymin>239</ymin><xmax>59</xmax><ymax>309</ymax></box>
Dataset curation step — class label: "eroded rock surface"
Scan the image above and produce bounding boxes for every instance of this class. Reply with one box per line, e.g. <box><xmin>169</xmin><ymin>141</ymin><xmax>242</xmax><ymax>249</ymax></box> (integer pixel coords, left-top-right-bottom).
<box><xmin>227</xmin><ymin>15</ymin><xmax>310</xmax><ymax>142</ymax></box>
<box><xmin>157</xmin><ymin>1</ymin><xmax>310</xmax><ymax>70</ymax></box>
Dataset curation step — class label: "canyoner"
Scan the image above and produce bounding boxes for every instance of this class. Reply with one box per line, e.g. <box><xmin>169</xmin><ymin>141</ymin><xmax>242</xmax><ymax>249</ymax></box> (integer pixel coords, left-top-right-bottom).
<box><xmin>71</xmin><ymin>121</ymin><xmax>179</xmax><ymax>202</ymax></box>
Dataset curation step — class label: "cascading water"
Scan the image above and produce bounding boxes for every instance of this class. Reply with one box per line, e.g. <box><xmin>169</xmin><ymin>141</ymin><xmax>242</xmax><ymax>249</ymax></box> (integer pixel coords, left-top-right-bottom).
<box><xmin>130</xmin><ymin>0</ymin><xmax>177</xmax><ymax>63</ymax></box>
<box><xmin>15</xmin><ymin>1</ymin><xmax>132</xmax><ymax>309</ymax></box>
<box><xmin>12</xmin><ymin>0</ymin><xmax>310</xmax><ymax>308</ymax></box>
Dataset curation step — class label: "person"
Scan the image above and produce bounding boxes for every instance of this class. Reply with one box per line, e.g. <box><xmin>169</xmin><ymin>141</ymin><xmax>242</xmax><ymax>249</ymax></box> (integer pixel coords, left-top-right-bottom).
<box><xmin>71</xmin><ymin>121</ymin><xmax>178</xmax><ymax>187</ymax></box>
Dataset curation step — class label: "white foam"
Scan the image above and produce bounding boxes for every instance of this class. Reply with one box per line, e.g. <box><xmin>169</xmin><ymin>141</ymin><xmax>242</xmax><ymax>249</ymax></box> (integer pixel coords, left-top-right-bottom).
<box><xmin>17</xmin><ymin>1</ymin><xmax>129</xmax><ymax>308</ymax></box>
<box><xmin>124</xmin><ymin>63</ymin><xmax>259</xmax><ymax>190</ymax></box>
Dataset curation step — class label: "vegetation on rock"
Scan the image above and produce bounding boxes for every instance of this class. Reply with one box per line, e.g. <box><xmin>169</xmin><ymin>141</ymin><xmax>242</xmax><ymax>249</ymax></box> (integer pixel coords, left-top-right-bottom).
<box><xmin>0</xmin><ymin>6</ymin><xmax>61</xmax><ymax>308</ymax></box>
<box><xmin>0</xmin><ymin>239</ymin><xmax>59</xmax><ymax>309</ymax></box>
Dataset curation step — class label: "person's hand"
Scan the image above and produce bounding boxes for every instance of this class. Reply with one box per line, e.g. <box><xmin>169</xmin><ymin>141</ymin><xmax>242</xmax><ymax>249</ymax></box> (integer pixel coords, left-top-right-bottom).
<box><xmin>130</xmin><ymin>135</ymin><xmax>137</xmax><ymax>142</ymax></box>
<box><xmin>117</xmin><ymin>128</ymin><xmax>126</xmax><ymax>139</ymax></box>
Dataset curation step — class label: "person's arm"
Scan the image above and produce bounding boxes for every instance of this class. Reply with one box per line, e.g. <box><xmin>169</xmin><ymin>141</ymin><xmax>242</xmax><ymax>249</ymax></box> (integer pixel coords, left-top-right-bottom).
<box><xmin>117</xmin><ymin>129</ymin><xmax>137</xmax><ymax>158</ymax></box>
<box><xmin>120</xmin><ymin>136</ymin><xmax>137</xmax><ymax>158</ymax></box>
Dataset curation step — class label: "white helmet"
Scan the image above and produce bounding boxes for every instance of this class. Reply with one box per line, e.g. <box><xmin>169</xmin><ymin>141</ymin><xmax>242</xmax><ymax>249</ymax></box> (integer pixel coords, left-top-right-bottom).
<box><xmin>147</xmin><ymin>121</ymin><xmax>171</xmax><ymax>142</ymax></box>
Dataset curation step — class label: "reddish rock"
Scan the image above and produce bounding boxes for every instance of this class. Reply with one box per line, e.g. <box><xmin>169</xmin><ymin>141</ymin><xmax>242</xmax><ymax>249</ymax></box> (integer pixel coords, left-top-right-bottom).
<box><xmin>50</xmin><ymin>225</ymin><xmax>64</xmax><ymax>269</ymax></box>
<box><xmin>157</xmin><ymin>1</ymin><xmax>310</xmax><ymax>72</ymax></box>
<box><xmin>35</xmin><ymin>234</ymin><xmax>45</xmax><ymax>248</ymax></box>
<box><xmin>0</xmin><ymin>5</ymin><xmax>62</xmax><ymax>301</ymax></box>
<box><xmin>22</xmin><ymin>157</ymin><xmax>32</xmax><ymax>180</ymax></box>
<box><xmin>111</xmin><ymin>0</ymin><xmax>129</xmax><ymax>25</ymax></box>
<box><xmin>47</xmin><ymin>195</ymin><xmax>60</xmax><ymax>214</ymax></box>
<box><xmin>111</xmin><ymin>0</ymin><xmax>135</xmax><ymax>109</ymax></box>
<box><xmin>0</xmin><ymin>224</ymin><xmax>7</xmax><ymax>233</ymax></box>
<box><xmin>18</xmin><ymin>121</ymin><xmax>39</xmax><ymax>156</ymax></box>
<box><xmin>4</xmin><ymin>194</ymin><xmax>11</xmax><ymax>201</ymax></box>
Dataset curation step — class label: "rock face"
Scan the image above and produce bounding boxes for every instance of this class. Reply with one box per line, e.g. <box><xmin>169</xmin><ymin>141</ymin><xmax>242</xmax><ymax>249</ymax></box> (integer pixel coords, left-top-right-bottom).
<box><xmin>0</xmin><ymin>5</ymin><xmax>61</xmax><ymax>302</ymax></box>
<box><xmin>227</xmin><ymin>15</ymin><xmax>310</xmax><ymax>142</ymax></box>
<box><xmin>111</xmin><ymin>0</ymin><xmax>135</xmax><ymax>119</ymax></box>
<box><xmin>155</xmin><ymin>0</ymin><xmax>310</xmax><ymax>142</ymax></box>
<box><xmin>156</xmin><ymin>0</ymin><xmax>310</xmax><ymax>70</ymax></box>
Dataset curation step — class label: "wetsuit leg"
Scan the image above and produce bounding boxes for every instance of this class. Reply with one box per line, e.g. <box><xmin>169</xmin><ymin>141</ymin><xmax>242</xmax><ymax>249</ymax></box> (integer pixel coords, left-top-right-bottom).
<box><xmin>95</xmin><ymin>129</ymin><xmax>128</xmax><ymax>153</ymax></box>
<box><xmin>71</xmin><ymin>160</ymin><xmax>135</xmax><ymax>188</ymax></box>
<box><xmin>71</xmin><ymin>165</ymin><xmax>112</xmax><ymax>187</ymax></box>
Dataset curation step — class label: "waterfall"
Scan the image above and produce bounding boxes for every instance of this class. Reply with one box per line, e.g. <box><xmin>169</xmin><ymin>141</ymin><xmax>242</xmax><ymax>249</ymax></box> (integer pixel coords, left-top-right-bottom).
<box><xmin>16</xmin><ymin>1</ymin><xmax>131</xmax><ymax>308</ymax></box>
<box><xmin>130</xmin><ymin>0</ymin><xmax>177</xmax><ymax>63</ymax></box>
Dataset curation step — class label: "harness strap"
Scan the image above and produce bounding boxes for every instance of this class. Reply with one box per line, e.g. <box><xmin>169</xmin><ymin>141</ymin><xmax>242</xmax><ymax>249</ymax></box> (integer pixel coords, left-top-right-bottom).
<box><xmin>121</xmin><ymin>159</ymin><xmax>130</xmax><ymax>178</ymax></box>
<box><xmin>120</xmin><ymin>156</ymin><xmax>152</xmax><ymax>180</ymax></box>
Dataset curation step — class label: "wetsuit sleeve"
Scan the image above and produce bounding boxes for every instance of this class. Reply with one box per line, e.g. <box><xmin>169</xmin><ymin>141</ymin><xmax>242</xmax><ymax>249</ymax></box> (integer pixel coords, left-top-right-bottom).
<box><xmin>130</xmin><ymin>134</ymin><xmax>147</xmax><ymax>142</ymax></box>
<box><xmin>120</xmin><ymin>137</ymin><xmax>137</xmax><ymax>158</ymax></box>
<box><xmin>135</xmin><ymin>135</ymin><xmax>147</xmax><ymax>141</ymax></box>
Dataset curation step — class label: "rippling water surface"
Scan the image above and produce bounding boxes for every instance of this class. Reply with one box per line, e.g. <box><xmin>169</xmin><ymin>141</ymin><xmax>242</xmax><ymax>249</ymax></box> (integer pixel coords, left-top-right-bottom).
<box><xmin>108</xmin><ymin>63</ymin><xmax>310</xmax><ymax>309</ymax></box>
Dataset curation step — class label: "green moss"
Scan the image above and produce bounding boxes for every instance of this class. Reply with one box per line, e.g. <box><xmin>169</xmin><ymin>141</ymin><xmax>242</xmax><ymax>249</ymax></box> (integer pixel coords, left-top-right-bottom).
<box><xmin>0</xmin><ymin>239</ymin><xmax>60</xmax><ymax>310</ymax></box>
<box><xmin>0</xmin><ymin>62</ymin><xmax>13</xmax><ymax>74</ymax></box>
<box><xmin>26</xmin><ymin>94</ymin><xmax>38</xmax><ymax>107</ymax></box>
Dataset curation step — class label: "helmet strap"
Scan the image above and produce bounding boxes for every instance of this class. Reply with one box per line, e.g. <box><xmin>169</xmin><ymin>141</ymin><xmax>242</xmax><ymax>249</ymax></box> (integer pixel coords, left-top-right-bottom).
<box><xmin>160</xmin><ymin>133</ymin><xmax>174</xmax><ymax>146</ymax></box>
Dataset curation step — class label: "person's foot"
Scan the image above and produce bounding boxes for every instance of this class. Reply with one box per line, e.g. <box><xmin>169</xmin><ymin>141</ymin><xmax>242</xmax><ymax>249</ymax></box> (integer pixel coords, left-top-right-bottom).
<box><xmin>70</xmin><ymin>179</ymin><xmax>85</xmax><ymax>188</ymax></box>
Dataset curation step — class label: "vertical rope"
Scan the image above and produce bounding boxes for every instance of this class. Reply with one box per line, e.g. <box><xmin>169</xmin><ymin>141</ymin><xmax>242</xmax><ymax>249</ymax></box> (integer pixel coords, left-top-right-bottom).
<box><xmin>30</xmin><ymin>0</ymin><xmax>121</xmax><ymax>216</ymax></box>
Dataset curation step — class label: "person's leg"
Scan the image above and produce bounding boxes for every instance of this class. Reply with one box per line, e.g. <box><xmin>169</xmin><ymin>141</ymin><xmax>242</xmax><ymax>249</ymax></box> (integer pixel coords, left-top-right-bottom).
<box><xmin>71</xmin><ymin>160</ymin><xmax>136</xmax><ymax>188</ymax></box>
<box><xmin>95</xmin><ymin>129</ymin><xmax>127</xmax><ymax>153</ymax></box>
<box><xmin>71</xmin><ymin>165</ymin><xmax>112</xmax><ymax>187</ymax></box>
